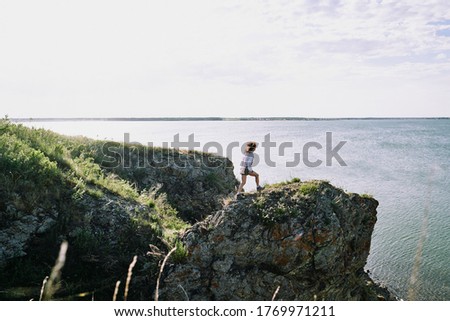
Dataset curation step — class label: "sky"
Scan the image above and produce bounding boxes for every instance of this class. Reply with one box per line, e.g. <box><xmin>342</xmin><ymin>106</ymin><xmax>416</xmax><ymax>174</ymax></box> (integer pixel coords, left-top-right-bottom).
<box><xmin>1</xmin><ymin>0</ymin><xmax>450</xmax><ymax>118</ymax></box>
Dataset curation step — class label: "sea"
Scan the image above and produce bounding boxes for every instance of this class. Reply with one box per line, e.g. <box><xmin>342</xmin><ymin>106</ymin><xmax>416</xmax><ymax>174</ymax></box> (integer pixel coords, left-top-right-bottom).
<box><xmin>18</xmin><ymin>119</ymin><xmax>450</xmax><ymax>300</ymax></box>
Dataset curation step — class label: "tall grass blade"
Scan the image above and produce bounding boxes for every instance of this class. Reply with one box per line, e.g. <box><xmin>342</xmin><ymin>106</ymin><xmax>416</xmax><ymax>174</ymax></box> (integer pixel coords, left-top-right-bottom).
<box><xmin>124</xmin><ymin>256</ymin><xmax>137</xmax><ymax>301</ymax></box>
<box><xmin>154</xmin><ymin>247</ymin><xmax>176</xmax><ymax>301</ymax></box>
<box><xmin>42</xmin><ymin>241</ymin><xmax>68</xmax><ymax>300</ymax></box>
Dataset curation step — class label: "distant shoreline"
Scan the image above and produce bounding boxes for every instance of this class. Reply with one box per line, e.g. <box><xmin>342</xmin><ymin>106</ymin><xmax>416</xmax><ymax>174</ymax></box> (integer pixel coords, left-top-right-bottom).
<box><xmin>10</xmin><ymin>117</ymin><xmax>450</xmax><ymax>122</ymax></box>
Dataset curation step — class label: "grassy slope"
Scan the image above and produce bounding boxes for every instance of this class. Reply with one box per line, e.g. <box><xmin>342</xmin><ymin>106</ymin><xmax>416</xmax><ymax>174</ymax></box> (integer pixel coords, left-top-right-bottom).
<box><xmin>0</xmin><ymin>119</ymin><xmax>187</xmax><ymax>228</ymax></box>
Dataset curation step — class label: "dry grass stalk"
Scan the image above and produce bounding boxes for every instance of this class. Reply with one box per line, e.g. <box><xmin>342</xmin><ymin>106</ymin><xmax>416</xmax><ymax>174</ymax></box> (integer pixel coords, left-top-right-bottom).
<box><xmin>39</xmin><ymin>276</ymin><xmax>49</xmax><ymax>301</ymax></box>
<box><xmin>124</xmin><ymin>255</ymin><xmax>138</xmax><ymax>301</ymax></box>
<box><xmin>271</xmin><ymin>285</ymin><xmax>280</xmax><ymax>301</ymax></box>
<box><xmin>178</xmin><ymin>284</ymin><xmax>189</xmax><ymax>301</ymax></box>
<box><xmin>113</xmin><ymin>280</ymin><xmax>121</xmax><ymax>301</ymax></box>
<box><xmin>222</xmin><ymin>196</ymin><xmax>233</xmax><ymax>207</ymax></box>
<box><xmin>147</xmin><ymin>244</ymin><xmax>163</xmax><ymax>257</ymax></box>
<box><xmin>154</xmin><ymin>247</ymin><xmax>176</xmax><ymax>301</ymax></box>
<box><xmin>42</xmin><ymin>241</ymin><xmax>68</xmax><ymax>300</ymax></box>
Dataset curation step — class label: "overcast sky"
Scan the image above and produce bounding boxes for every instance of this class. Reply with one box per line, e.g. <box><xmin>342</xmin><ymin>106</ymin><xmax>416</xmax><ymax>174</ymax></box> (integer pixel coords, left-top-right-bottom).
<box><xmin>1</xmin><ymin>0</ymin><xmax>449</xmax><ymax>118</ymax></box>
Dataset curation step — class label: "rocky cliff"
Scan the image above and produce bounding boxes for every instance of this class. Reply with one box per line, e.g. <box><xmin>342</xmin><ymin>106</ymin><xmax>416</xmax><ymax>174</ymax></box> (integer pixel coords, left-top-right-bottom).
<box><xmin>0</xmin><ymin>121</ymin><xmax>392</xmax><ymax>300</ymax></box>
<box><xmin>159</xmin><ymin>180</ymin><xmax>392</xmax><ymax>300</ymax></box>
<box><xmin>0</xmin><ymin>120</ymin><xmax>237</xmax><ymax>300</ymax></box>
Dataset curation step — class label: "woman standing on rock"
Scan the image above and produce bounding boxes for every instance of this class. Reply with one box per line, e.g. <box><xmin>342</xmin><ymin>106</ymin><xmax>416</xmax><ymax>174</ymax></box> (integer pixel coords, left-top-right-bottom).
<box><xmin>236</xmin><ymin>141</ymin><xmax>264</xmax><ymax>197</ymax></box>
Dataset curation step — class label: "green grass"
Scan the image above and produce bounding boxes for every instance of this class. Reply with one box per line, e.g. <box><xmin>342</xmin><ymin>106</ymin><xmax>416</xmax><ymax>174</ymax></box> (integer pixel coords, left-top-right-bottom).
<box><xmin>361</xmin><ymin>193</ymin><xmax>373</xmax><ymax>199</ymax></box>
<box><xmin>0</xmin><ymin>119</ymin><xmax>168</xmax><ymax>206</ymax></box>
<box><xmin>0</xmin><ymin>131</ymin><xmax>62</xmax><ymax>213</ymax></box>
<box><xmin>253</xmin><ymin>195</ymin><xmax>297</xmax><ymax>227</ymax></box>
<box><xmin>298</xmin><ymin>182</ymin><xmax>319</xmax><ymax>196</ymax></box>
<box><xmin>265</xmin><ymin>177</ymin><xmax>302</xmax><ymax>188</ymax></box>
<box><xmin>171</xmin><ymin>240</ymin><xmax>188</xmax><ymax>264</ymax></box>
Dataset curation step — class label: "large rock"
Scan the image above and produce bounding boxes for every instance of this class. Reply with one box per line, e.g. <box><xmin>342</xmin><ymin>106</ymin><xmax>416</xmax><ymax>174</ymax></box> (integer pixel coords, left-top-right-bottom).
<box><xmin>100</xmin><ymin>144</ymin><xmax>238</xmax><ymax>222</ymax></box>
<box><xmin>159</xmin><ymin>180</ymin><xmax>393</xmax><ymax>300</ymax></box>
<box><xmin>0</xmin><ymin>204</ymin><xmax>58</xmax><ymax>267</ymax></box>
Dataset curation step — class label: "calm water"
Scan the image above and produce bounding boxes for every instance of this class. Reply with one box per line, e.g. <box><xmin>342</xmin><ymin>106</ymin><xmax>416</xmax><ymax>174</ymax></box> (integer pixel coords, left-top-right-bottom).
<box><xmin>20</xmin><ymin>119</ymin><xmax>450</xmax><ymax>300</ymax></box>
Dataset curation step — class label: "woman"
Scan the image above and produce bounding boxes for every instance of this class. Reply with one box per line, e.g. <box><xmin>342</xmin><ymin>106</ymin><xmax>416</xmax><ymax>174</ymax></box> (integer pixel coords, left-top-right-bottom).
<box><xmin>236</xmin><ymin>141</ymin><xmax>264</xmax><ymax>197</ymax></box>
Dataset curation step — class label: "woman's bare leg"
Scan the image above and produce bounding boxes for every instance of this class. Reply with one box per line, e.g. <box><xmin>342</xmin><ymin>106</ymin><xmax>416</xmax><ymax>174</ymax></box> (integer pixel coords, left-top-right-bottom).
<box><xmin>237</xmin><ymin>175</ymin><xmax>247</xmax><ymax>194</ymax></box>
<box><xmin>249</xmin><ymin>171</ymin><xmax>259</xmax><ymax>186</ymax></box>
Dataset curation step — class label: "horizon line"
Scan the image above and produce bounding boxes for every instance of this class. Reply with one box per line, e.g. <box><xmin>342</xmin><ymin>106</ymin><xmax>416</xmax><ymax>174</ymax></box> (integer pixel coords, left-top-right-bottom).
<box><xmin>9</xmin><ymin>116</ymin><xmax>450</xmax><ymax>122</ymax></box>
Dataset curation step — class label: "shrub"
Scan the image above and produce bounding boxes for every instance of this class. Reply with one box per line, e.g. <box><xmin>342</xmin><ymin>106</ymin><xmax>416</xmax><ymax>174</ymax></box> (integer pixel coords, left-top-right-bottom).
<box><xmin>361</xmin><ymin>193</ymin><xmax>373</xmax><ymax>199</ymax></box>
<box><xmin>265</xmin><ymin>177</ymin><xmax>301</xmax><ymax>188</ymax></box>
<box><xmin>299</xmin><ymin>182</ymin><xmax>319</xmax><ymax>196</ymax></box>
<box><xmin>0</xmin><ymin>133</ymin><xmax>61</xmax><ymax>209</ymax></box>
<box><xmin>253</xmin><ymin>196</ymin><xmax>296</xmax><ymax>227</ymax></box>
<box><xmin>171</xmin><ymin>240</ymin><xmax>188</xmax><ymax>264</ymax></box>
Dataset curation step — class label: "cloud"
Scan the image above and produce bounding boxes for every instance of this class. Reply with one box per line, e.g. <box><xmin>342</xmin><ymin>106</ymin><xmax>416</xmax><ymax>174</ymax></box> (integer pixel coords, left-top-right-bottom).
<box><xmin>178</xmin><ymin>0</ymin><xmax>450</xmax><ymax>86</ymax></box>
<box><xmin>0</xmin><ymin>0</ymin><xmax>449</xmax><ymax>117</ymax></box>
